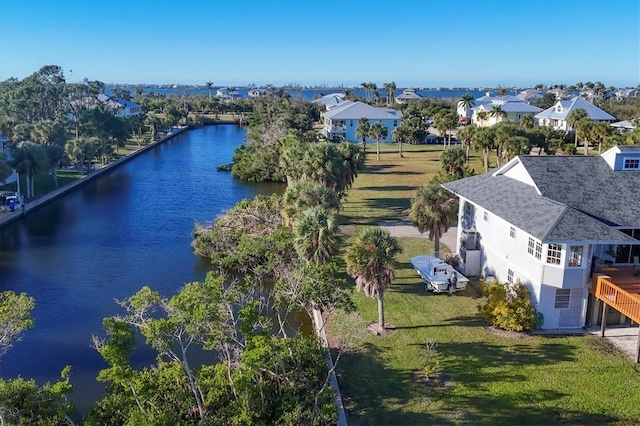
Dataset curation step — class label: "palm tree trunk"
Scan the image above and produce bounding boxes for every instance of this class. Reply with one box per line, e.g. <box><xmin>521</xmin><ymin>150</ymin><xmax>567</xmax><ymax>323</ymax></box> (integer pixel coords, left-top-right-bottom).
<box><xmin>584</xmin><ymin>139</ymin><xmax>589</xmax><ymax>155</ymax></box>
<box><xmin>434</xmin><ymin>233</ymin><xmax>440</xmax><ymax>259</ymax></box>
<box><xmin>377</xmin><ymin>290</ymin><xmax>385</xmax><ymax>330</ymax></box>
<box><xmin>376</xmin><ymin>139</ymin><xmax>380</xmax><ymax>161</ymax></box>
<box><xmin>483</xmin><ymin>148</ymin><xmax>489</xmax><ymax>173</ymax></box>
<box><xmin>399</xmin><ymin>140</ymin><xmax>403</xmax><ymax>157</ymax></box>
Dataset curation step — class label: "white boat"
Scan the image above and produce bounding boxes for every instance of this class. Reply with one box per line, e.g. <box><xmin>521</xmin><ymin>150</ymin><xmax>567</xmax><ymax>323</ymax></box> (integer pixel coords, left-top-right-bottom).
<box><xmin>410</xmin><ymin>255</ymin><xmax>469</xmax><ymax>293</ymax></box>
<box><xmin>0</xmin><ymin>191</ymin><xmax>24</xmax><ymax>212</ymax></box>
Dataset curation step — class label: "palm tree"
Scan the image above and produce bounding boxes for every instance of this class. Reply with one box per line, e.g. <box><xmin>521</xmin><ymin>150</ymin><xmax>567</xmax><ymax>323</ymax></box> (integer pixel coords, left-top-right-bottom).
<box><xmin>567</xmin><ymin>108</ymin><xmax>587</xmax><ymax>147</ymax></box>
<box><xmin>293</xmin><ymin>206</ymin><xmax>339</xmax><ymax>266</ymax></box>
<box><xmin>591</xmin><ymin>121</ymin><xmax>610</xmax><ymax>154</ymax></box>
<box><xmin>471</xmin><ymin>127</ymin><xmax>495</xmax><ymax>172</ymax></box>
<box><xmin>205</xmin><ymin>81</ymin><xmax>213</xmax><ymax>100</ymax></box>
<box><xmin>576</xmin><ymin>117</ymin><xmax>594</xmax><ymax>155</ymax></box>
<box><xmin>489</xmin><ymin>105</ymin><xmax>506</xmax><ymax>125</ymax></box>
<box><xmin>368</xmin><ymin>122</ymin><xmax>387</xmax><ymax>161</ymax></box>
<box><xmin>345</xmin><ymin>227</ymin><xmax>401</xmax><ymax>331</ymax></box>
<box><xmin>409</xmin><ymin>183</ymin><xmax>458</xmax><ymax>258</ymax></box>
<box><xmin>520</xmin><ymin>114</ymin><xmax>534</xmax><ymax>129</ymax></box>
<box><xmin>355</xmin><ymin>117</ymin><xmax>370</xmax><ymax>152</ymax></box>
<box><xmin>457</xmin><ymin>94</ymin><xmax>475</xmax><ymax>123</ymax></box>
<box><xmin>440</xmin><ymin>146</ymin><xmax>467</xmax><ymax>178</ymax></box>
<box><xmin>477</xmin><ymin>110</ymin><xmax>489</xmax><ymax>127</ymax></box>
<box><xmin>391</xmin><ymin>124</ymin><xmax>410</xmax><ymax>158</ymax></box>
<box><xmin>383</xmin><ymin>81</ymin><xmax>397</xmax><ymax>106</ymax></box>
<box><xmin>281</xmin><ymin>180</ymin><xmax>340</xmax><ymax>227</ymax></box>
<box><xmin>456</xmin><ymin>125</ymin><xmax>476</xmax><ymax>162</ymax></box>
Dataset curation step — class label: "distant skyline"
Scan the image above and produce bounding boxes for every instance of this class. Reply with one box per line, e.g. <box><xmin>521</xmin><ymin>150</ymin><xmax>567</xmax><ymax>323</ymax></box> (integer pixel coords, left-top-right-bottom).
<box><xmin>1</xmin><ymin>0</ymin><xmax>638</xmax><ymax>88</ymax></box>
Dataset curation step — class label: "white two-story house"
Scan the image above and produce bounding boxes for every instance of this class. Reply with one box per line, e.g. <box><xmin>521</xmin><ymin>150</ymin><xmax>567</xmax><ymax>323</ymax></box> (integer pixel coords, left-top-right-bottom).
<box><xmin>443</xmin><ymin>146</ymin><xmax>640</xmax><ymax>330</ymax></box>
<box><xmin>535</xmin><ymin>96</ymin><xmax>615</xmax><ymax>131</ymax></box>
<box><xmin>321</xmin><ymin>101</ymin><xmax>402</xmax><ymax>142</ymax></box>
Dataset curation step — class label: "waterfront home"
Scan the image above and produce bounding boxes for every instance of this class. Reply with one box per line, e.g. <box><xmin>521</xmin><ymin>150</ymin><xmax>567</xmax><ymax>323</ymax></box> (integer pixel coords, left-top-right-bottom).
<box><xmin>458</xmin><ymin>95</ymin><xmax>542</xmax><ymax>127</ymax></box>
<box><xmin>535</xmin><ymin>96</ymin><xmax>615</xmax><ymax>131</ymax></box>
<box><xmin>312</xmin><ymin>93</ymin><xmax>347</xmax><ymax>110</ymax></box>
<box><xmin>320</xmin><ymin>101</ymin><xmax>402</xmax><ymax>142</ymax></box>
<box><xmin>442</xmin><ymin>146</ymin><xmax>640</xmax><ymax>331</ymax></box>
<box><xmin>216</xmin><ymin>87</ymin><xmax>238</xmax><ymax>101</ymax></box>
<box><xmin>394</xmin><ymin>88</ymin><xmax>423</xmax><ymax>104</ymax></box>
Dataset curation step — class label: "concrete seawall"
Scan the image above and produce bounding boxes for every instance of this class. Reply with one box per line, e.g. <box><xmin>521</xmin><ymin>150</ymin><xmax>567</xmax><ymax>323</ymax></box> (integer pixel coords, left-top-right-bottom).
<box><xmin>0</xmin><ymin>127</ymin><xmax>189</xmax><ymax>229</ymax></box>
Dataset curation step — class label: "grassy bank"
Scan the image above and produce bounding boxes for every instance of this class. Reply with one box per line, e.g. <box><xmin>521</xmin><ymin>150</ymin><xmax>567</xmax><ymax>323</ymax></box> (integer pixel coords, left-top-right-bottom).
<box><xmin>334</xmin><ymin>143</ymin><xmax>640</xmax><ymax>425</ymax></box>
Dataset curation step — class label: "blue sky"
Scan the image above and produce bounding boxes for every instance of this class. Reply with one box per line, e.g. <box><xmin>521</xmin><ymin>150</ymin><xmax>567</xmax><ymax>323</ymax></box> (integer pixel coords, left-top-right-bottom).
<box><xmin>1</xmin><ymin>0</ymin><xmax>638</xmax><ymax>87</ymax></box>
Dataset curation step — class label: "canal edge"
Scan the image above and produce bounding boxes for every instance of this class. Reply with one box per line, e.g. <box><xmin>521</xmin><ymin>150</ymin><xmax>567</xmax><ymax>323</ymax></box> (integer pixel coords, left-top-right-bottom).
<box><xmin>0</xmin><ymin>127</ymin><xmax>189</xmax><ymax>229</ymax></box>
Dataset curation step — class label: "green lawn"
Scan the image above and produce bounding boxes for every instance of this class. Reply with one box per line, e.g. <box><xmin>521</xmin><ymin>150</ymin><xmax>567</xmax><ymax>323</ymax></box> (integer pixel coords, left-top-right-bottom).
<box><xmin>333</xmin><ymin>143</ymin><xmax>640</xmax><ymax>425</ymax></box>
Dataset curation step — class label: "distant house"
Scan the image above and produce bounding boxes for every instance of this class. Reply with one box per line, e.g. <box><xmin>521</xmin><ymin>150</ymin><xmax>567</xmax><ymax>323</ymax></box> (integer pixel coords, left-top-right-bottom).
<box><xmin>312</xmin><ymin>93</ymin><xmax>347</xmax><ymax>110</ymax></box>
<box><xmin>535</xmin><ymin>96</ymin><xmax>616</xmax><ymax>131</ymax></box>
<box><xmin>216</xmin><ymin>87</ymin><xmax>238</xmax><ymax>102</ymax></box>
<box><xmin>320</xmin><ymin>101</ymin><xmax>403</xmax><ymax>142</ymax></box>
<box><xmin>615</xmin><ymin>88</ymin><xmax>640</xmax><ymax>102</ymax></box>
<box><xmin>394</xmin><ymin>88</ymin><xmax>422</xmax><ymax>104</ymax></box>
<box><xmin>515</xmin><ymin>89</ymin><xmax>543</xmax><ymax>103</ymax></box>
<box><xmin>69</xmin><ymin>94</ymin><xmax>141</xmax><ymax>118</ymax></box>
<box><xmin>442</xmin><ymin>146</ymin><xmax>640</xmax><ymax>331</ymax></box>
<box><xmin>97</xmin><ymin>94</ymin><xmax>141</xmax><ymax>117</ymax></box>
<box><xmin>460</xmin><ymin>95</ymin><xmax>541</xmax><ymax>127</ymax></box>
<box><xmin>610</xmin><ymin>120</ymin><xmax>637</xmax><ymax>134</ymax></box>
<box><xmin>248</xmin><ymin>89</ymin><xmax>266</xmax><ymax>98</ymax></box>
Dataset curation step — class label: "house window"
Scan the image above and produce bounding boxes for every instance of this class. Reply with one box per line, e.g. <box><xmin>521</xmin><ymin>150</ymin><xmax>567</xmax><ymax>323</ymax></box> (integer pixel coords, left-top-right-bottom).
<box><xmin>463</xmin><ymin>202</ymin><xmax>473</xmax><ymax>217</ymax></box>
<box><xmin>535</xmin><ymin>241</ymin><xmax>542</xmax><ymax>260</ymax></box>
<box><xmin>483</xmin><ymin>211</ymin><xmax>488</xmax><ymax>222</ymax></box>
<box><xmin>393</xmin><ymin>120</ymin><xmax>398</xmax><ymax>126</ymax></box>
<box><xmin>507</xmin><ymin>269</ymin><xmax>514</xmax><ymax>284</ymax></box>
<box><xmin>509</xmin><ymin>226</ymin><xmax>516</xmax><ymax>239</ymax></box>
<box><xmin>528</xmin><ymin>238</ymin><xmax>535</xmax><ymax>255</ymax></box>
<box><xmin>623</xmin><ymin>158</ymin><xmax>639</xmax><ymax>169</ymax></box>
<box><xmin>568</xmin><ymin>245</ymin><xmax>583</xmax><ymax>267</ymax></box>
<box><xmin>547</xmin><ymin>244</ymin><xmax>562</xmax><ymax>265</ymax></box>
<box><xmin>555</xmin><ymin>289</ymin><xmax>571</xmax><ymax>308</ymax></box>
<box><xmin>350</xmin><ymin>120</ymin><xmax>353</xmax><ymax>127</ymax></box>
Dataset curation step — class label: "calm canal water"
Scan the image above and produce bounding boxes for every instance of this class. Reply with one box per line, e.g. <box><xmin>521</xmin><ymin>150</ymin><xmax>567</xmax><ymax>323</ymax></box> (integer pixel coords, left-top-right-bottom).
<box><xmin>0</xmin><ymin>125</ymin><xmax>282</xmax><ymax>413</ymax></box>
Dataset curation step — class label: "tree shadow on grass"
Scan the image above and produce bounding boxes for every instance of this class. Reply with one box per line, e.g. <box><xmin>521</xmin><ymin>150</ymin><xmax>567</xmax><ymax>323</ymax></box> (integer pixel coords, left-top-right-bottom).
<box><xmin>429</xmin><ymin>340</ymin><xmax>619</xmax><ymax>425</ymax></box>
<box><xmin>336</xmin><ymin>342</ymin><xmax>451</xmax><ymax>426</ymax></box>
<box><xmin>362</xmin><ymin>197</ymin><xmax>411</xmax><ymax>216</ymax></box>
<box><xmin>358</xmin><ymin>185</ymin><xmax>417</xmax><ymax>192</ymax></box>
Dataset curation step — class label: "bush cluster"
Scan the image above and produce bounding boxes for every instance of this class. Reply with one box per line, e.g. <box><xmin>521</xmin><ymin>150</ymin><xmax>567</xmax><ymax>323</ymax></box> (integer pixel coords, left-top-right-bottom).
<box><xmin>478</xmin><ymin>279</ymin><xmax>536</xmax><ymax>332</ymax></box>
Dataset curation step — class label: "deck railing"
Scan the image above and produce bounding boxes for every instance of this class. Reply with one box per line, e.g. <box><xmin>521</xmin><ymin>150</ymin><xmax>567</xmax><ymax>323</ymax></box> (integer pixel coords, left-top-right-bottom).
<box><xmin>591</xmin><ymin>275</ymin><xmax>640</xmax><ymax>324</ymax></box>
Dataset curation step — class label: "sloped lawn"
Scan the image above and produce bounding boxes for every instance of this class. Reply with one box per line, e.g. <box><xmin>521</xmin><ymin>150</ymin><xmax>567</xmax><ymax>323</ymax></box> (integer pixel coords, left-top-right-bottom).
<box><xmin>333</xmin><ymin>143</ymin><xmax>640</xmax><ymax>425</ymax></box>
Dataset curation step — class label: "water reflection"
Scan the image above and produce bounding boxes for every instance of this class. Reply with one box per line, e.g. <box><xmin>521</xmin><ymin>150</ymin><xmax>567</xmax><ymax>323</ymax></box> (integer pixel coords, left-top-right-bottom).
<box><xmin>0</xmin><ymin>125</ymin><xmax>283</xmax><ymax>414</ymax></box>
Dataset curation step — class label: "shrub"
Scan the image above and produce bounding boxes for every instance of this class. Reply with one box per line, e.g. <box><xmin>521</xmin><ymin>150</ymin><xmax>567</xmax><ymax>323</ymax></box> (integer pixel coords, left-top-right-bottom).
<box><xmin>478</xmin><ymin>279</ymin><xmax>536</xmax><ymax>332</ymax></box>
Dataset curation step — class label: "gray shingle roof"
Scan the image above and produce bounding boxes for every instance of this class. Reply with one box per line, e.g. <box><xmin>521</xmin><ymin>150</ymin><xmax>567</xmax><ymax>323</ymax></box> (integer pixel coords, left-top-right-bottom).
<box><xmin>518</xmin><ymin>155</ymin><xmax>640</xmax><ymax>227</ymax></box>
<box><xmin>321</xmin><ymin>101</ymin><xmax>403</xmax><ymax>120</ymax></box>
<box><xmin>442</xmin><ymin>157</ymin><xmax>639</xmax><ymax>243</ymax></box>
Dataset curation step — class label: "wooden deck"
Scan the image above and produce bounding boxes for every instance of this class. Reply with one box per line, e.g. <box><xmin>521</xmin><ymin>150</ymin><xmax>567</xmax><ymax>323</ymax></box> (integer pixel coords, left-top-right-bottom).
<box><xmin>590</xmin><ymin>266</ymin><xmax>640</xmax><ymax>324</ymax></box>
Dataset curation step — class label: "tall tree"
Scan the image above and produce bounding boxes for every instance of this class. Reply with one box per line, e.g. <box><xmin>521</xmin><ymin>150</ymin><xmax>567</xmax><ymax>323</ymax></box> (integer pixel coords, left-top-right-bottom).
<box><xmin>391</xmin><ymin>123</ymin><xmax>410</xmax><ymax>157</ymax></box>
<box><xmin>409</xmin><ymin>183</ymin><xmax>458</xmax><ymax>258</ymax></box>
<box><xmin>345</xmin><ymin>227</ymin><xmax>401</xmax><ymax>332</ymax></box>
<box><xmin>205</xmin><ymin>81</ymin><xmax>213</xmax><ymax>100</ymax></box>
<box><xmin>281</xmin><ymin>180</ymin><xmax>340</xmax><ymax>227</ymax></box>
<box><xmin>520</xmin><ymin>114</ymin><xmax>534</xmax><ymax>129</ymax></box>
<box><xmin>355</xmin><ymin>117</ymin><xmax>370</xmax><ymax>152</ymax></box>
<box><xmin>471</xmin><ymin>126</ymin><xmax>495</xmax><ymax>172</ymax></box>
<box><xmin>293</xmin><ymin>206</ymin><xmax>339</xmax><ymax>266</ymax></box>
<box><xmin>383</xmin><ymin>81</ymin><xmax>397</xmax><ymax>106</ymax></box>
<box><xmin>489</xmin><ymin>105</ymin><xmax>506</xmax><ymax>125</ymax></box>
<box><xmin>567</xmin><ymin>108</ymin><xmax>587</xmax><ymax>147</ymax></box>
<box><xmin>456</xmin><ymin>124</ymin><xmax>477</xmax><ymax>162</ymax></box>
<box><xmin>576</xmin><ymin>117</ymin><xmax>595</xmax><ymax>155</ymax></box>
<box><xmin>368</xmin><ymin>122</ymin><xmax>388</xmax><ymax>162</ymax></box>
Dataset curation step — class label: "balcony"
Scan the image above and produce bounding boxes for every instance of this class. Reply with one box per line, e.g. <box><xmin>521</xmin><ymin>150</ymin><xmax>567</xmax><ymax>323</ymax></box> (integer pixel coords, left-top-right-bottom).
<box><xmin>590</xmin><ymin>266</ymin><xmax>640</xmax><ymax>324</ymax></box>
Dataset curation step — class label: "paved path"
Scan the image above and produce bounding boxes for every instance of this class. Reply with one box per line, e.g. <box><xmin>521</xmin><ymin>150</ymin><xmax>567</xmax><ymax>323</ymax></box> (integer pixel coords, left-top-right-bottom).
<box><xmin>378</xmin><ymin>221</ymin><xmax>458</xmax><ymax>252</ymax></box>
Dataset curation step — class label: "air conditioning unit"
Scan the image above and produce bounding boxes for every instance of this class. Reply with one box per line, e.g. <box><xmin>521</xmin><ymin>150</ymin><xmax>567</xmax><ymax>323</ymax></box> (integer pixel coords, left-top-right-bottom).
<box><xmin>461</xmin><ymin>229</ymin><xmax>478</xmax><ymax>250</ymax></box>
